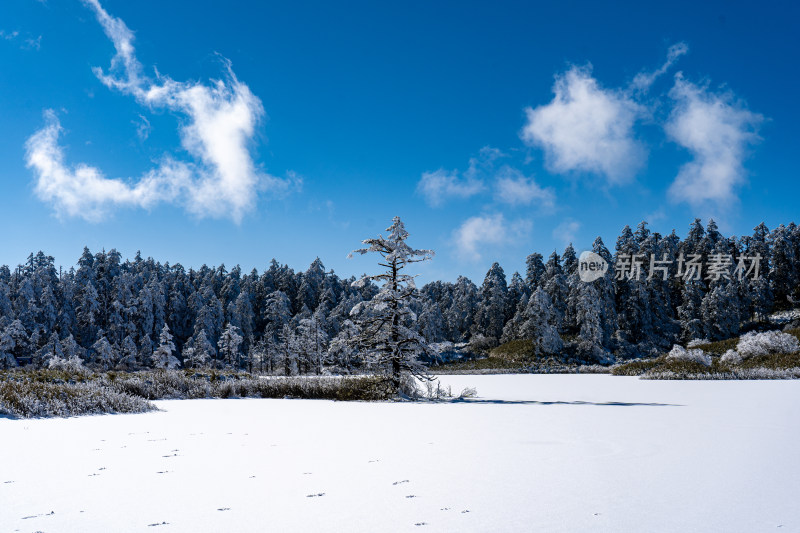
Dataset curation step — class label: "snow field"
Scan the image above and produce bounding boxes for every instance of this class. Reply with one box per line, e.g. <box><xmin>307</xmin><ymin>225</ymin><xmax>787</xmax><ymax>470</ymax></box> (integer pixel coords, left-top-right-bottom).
<box><xmin>1</xmin><ymin>374</ymin><xmax>799</xmax><ymax>532</ymax></box>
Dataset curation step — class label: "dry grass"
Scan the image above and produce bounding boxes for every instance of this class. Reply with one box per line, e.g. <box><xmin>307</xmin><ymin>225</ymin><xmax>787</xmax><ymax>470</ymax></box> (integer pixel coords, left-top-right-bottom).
<box><xmin>0</xmin><ymin>369</ymin><xmax>392</xmax><ymax>418</ymax></box>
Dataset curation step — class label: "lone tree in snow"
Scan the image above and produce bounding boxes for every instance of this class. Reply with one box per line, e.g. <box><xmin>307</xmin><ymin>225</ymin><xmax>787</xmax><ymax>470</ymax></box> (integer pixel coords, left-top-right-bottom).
<box><xmin>348</xmin><ymin>216</ymin><xmax>436</xmax><ymax>393</ymax></box>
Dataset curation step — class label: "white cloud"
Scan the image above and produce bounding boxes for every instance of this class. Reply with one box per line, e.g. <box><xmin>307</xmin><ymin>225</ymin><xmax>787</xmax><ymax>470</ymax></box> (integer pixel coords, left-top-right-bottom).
<box><xmin>417</xmin><ymin>169</ymin><xmax>484</xmax><ymax>207</ymax></box>
<box><xmin>493</xmin><ymin>166</ymin><xmax>554</xmax><ymax>208</ymax></box>
<box><xmin>632</xmin><ymin>42</ymin><xmax>689</xmax><ymax>92</ymax></box>
<box><xmin>416</xmin><ymin>146</ymin><xmax>503</xmax><ymax>206</ymax></box>
<box><xmin>26</xmin><ymin>110</ymin><xmax>190</xmax><ymax>222</ymax></box>
<box><xmin>1</xmin><ymin>29</ymin><xmax>41</xmax><ymax>50</ymax></box>
<box><xmin>26</xmin><ymin>0</ymin><xmax>290</xmax><ymax>223</ymax></box>
<box><xmin>665</xmin><ymin>74</ymin><xmax>763</xmax><ymax>208</ymax></box>
<box><xmin>133</xmin><ymin>114</ymin><xmax>150</xmax><ymax>141</ymax></box>
<box><xmin>521</xmin><ymin>65</ymin><xmax>646</xmax><ymax>184</ymax></box>
<box><xmin>454</xmin><ymin>213</ymin><xmax>530</xmax><ymax>261</ymax></box>
<box><xmin>552</xmin><ymin>219</ymin><xmax>580</xmax><ymax>247</ymax></box>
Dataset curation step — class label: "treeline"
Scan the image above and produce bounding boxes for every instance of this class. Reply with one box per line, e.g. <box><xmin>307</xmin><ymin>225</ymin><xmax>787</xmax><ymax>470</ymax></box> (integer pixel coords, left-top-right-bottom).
<box><xmin>0</xmin><ymin>218</ymin><xmax>798</xmax><ymax>371</ymax></box>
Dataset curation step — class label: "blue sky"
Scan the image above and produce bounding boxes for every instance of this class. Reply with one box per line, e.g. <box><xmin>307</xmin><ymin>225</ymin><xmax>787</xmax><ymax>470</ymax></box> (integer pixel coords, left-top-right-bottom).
<box><xmin>1</xmin><ymin>0</ymin><xmax>798</xmax><ymax>284</ymax></box>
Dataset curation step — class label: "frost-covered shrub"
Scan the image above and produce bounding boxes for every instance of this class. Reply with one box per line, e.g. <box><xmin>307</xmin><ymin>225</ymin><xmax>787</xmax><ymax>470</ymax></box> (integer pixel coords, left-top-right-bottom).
<box><xmin>720</xmin><ymin>349</ymin><xmax>742</xmax><ymax>364</ymax></box>
<box><xmin>666</xmin><ymin>345</ymin><xmax>712</xmax><ymax>366</ymax></box>
<box><xmin>468</xmin><ymin>334</ymin><xmax>498</xmax><ymax>353</ymax></box>
<box><xmin>48</xmin><ymin>355</ymin><xmax>89</xmax><ymax>375</ymax></box>
<box><xmin>458</xmin><ymin>386</ymin><xmax>478</xmax><ymax>399</ymax></box>
<box><xmin>735</xmin><ymin>331</ymin><xmax>800</xmax><ymax>359</ymax></box>
<box><xmin>687</xmin><ymin>339</ymin><xmax>711</xmax><ymax>348</ymax></box>
<box><xmin>0</xmin><ymin>380</ymin><xmax>154</xmax><ymax>418</ymax></box>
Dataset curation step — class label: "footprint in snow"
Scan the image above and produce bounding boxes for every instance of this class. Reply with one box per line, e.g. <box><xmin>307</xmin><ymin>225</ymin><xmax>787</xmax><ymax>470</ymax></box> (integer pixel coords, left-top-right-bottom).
<box><xmin>306</xmin><ymin>493</ymin><xmax>325</xmax><ymax>498</ymax></box>
<box><xmin>21</xmin><ymin>511</ymin><xmax>54</xmax><ymax>520</ymax></box>
<box><xmin>393</xmin><ymin>480</ymin><xmax>409</xmax><ymax>486</ymax></box>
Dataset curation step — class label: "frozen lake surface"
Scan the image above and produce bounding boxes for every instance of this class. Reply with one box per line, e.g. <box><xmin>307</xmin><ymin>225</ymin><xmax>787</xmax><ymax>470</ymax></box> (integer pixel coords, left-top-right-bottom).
<box><xmin>2</xmin><ymin>374</ymin><xmax>799</xmax><ymax>532</ymax></box>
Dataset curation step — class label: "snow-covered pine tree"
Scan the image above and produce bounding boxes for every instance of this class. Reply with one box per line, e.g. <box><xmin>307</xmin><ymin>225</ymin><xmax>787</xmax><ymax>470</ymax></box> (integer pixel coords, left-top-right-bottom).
<box><xmin>0</xmin><ymin>321</ymin><xmax>19</xmax><ymax>369</ymax></box>
<box><xmin>769</xmin><ymin>224</ymin><xmax>797</xmax><ymax>310</ymax></box>
<box><xmin>296</xmin><ymin>316</ymin><xmax>328</xmax><ymax>374</ymax></box>
<box><xmin>347</xmin><ymin>216</ymin><xmax>435</xmax><ymax>392</ymax></box>
<box><xmin>472</xmin><ymin>262</ymin><xmax>509</xmax><ymax>344</ymax></box>
<box><xmin>218</xmin><ymin>323</ymin><xmax>243</xmax><ymax>369</ymax></box>
<box><xmin>328</xmin><ymin>319</ymin><xmax>361</xmax><ymax>373</ymax></box>
<box><xmin>185</xmin><ymin>330</ymin><xmax>213</xmax><ymax>369</ymax></box>
<box><xmin>278</xmin><ymin>323</ymin><xmax>299</xmax><ymax>376</ymax></box>
<box><xmin>445</xmin><ymin>276</ymin><xmax>478</xmax><ymax>342</ymax></box>
<box><xmin>33</xmin><ymin>332</ymin><xmax>63</xmax><ymax>368</ymax></box>
<box><xmin>678</xmin><ymin>279</ymin><xmax>705</xmax><ymax>342</ymax></box>
<box><xmin>521</xmin><ymin>287</ymin><xmax>563</xmax><ymax>356</ymax></box>
<box><xmin>92</xmin><ymin>334</ymin><xmax>114</xmax><ymax>370</ymax></box>
<box><xmin>542</xmin><ymin>251</ymin><xmax>568</xmax><ymax>332</ymax></box>
<box><xmin>525</xmin><ymin>253</ymin><xmax>546</xmax><ymax>293</ymax></box>
<box><xmin>153</xmin><ymin>324</ymin><xmax>180</xmax><ymax>369</ymax></box>
<box><xmin>745</xmin><ymin>223</ymin><xmax>773</xmax><ymax>321</ymax></box>
<box><xmin>417</xmin><ymin>297</ymin><xmax>446</xmax><ymax>344</ymax></box>
<box><xmin>119</xmin><ymin>335</ymin><xmax>138</xmax><ymax>369</ymax></box>
<box><xmin>574</xmin><ymin>282</ymin><xmax>608</xmax><ymax>362</ymax></box>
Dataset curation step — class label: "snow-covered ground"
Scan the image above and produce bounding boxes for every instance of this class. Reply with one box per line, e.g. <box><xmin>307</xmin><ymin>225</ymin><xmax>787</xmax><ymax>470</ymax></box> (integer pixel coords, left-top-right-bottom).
<box><xmin>2</xmin><ymin>375</ymin><xmax>799</xmax><ymax>532</ymax></box>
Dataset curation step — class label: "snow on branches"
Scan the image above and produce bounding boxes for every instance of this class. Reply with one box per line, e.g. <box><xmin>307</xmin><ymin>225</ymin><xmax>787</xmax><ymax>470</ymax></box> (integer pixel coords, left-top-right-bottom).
<box><xmin>347</xmin><ymin>217</ymin><xmax>436</xmax><ymax>392</ymax></box>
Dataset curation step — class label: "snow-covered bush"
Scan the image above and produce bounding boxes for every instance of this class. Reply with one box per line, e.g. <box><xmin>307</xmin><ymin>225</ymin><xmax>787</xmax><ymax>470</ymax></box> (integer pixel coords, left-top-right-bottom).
<box><xmin>720</xmin><ymin>349</ymin><xmax>742</xmax><ymax>364</ymax></box>
<box><xmin>666</xmin><ymin>345</ymin><xmax>712</xmax><ymax>366</ymax></box>
<box><xmin>48</xmin><ymin>355</ymin><xmax>89</xmax><ymax>375</ymax></box>
<box><xmin>0</xmin><ymin>380</ymin><xmax>153</xmax><ymax>418</ymax></box>
<box><xmin>687</xmin><ymin>339</ymin><xmax>711</xmax><ymax>348</ymax></box>
<box><xmin>458</xmin><ymin>386</ymin><xmax>478</xmax><ymax>399</ymax></box>
<box><xmin>735</xmin><ymin>331</ymin><xmax>800</xmax><ymax>359</ymax></box>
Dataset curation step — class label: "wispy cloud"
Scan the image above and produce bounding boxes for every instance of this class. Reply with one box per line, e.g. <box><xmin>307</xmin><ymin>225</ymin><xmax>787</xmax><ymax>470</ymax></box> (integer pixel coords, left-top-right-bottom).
<box><xmin>417</xmin><ymin>169</ymin><xmax>484</xmax><ymax>207</ymax></box>
<box><xmin>665</xmin><ymin>74</ymin><xmax>763</xmax><ymax>208</ymax></box>
<box><xmin>418</xmin><ymin>146</ymin><xmax>553</xmax><ymax>210</ymax></box>
<box><xmin>521</xmin><ymin>65</ymin><xmax>646</xmax><ymax>185</ymax></box>
<box><xmin>493</xmin><ymin>166</ymin><xmax>554</xmax><ymax>209</ymax></box>
<box><xmin>552</xmin><ymin>219</ymin><xmax>580</xmax><ymax>247</ymax></box>
<box><xmin>632</xmin><ymin>42</ymin><xmax>689</xmax><ymax>92</ymax></box>
<box><xmin>133</xmin><ymin>114</ymin><xmax>150</xmax><ymax>141</ymax></box>
<box><xmin>454</xmin><ymin>213</ymin><xmax>531</xmax><ymax>261</ymax></box>
<box><xmin>1</xmin><ymin>29</ymin><xmax>41</xmax><ymax>50</ymax></box>
<box><xmin>26</xmin><ymin>0</ymin><xmax>292</xmax><ymax>223</ymax></box>
<box><xmin>416</xmin><ymin>146</ymin><xmax>503</xmax><ymax>206</ymax></box>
